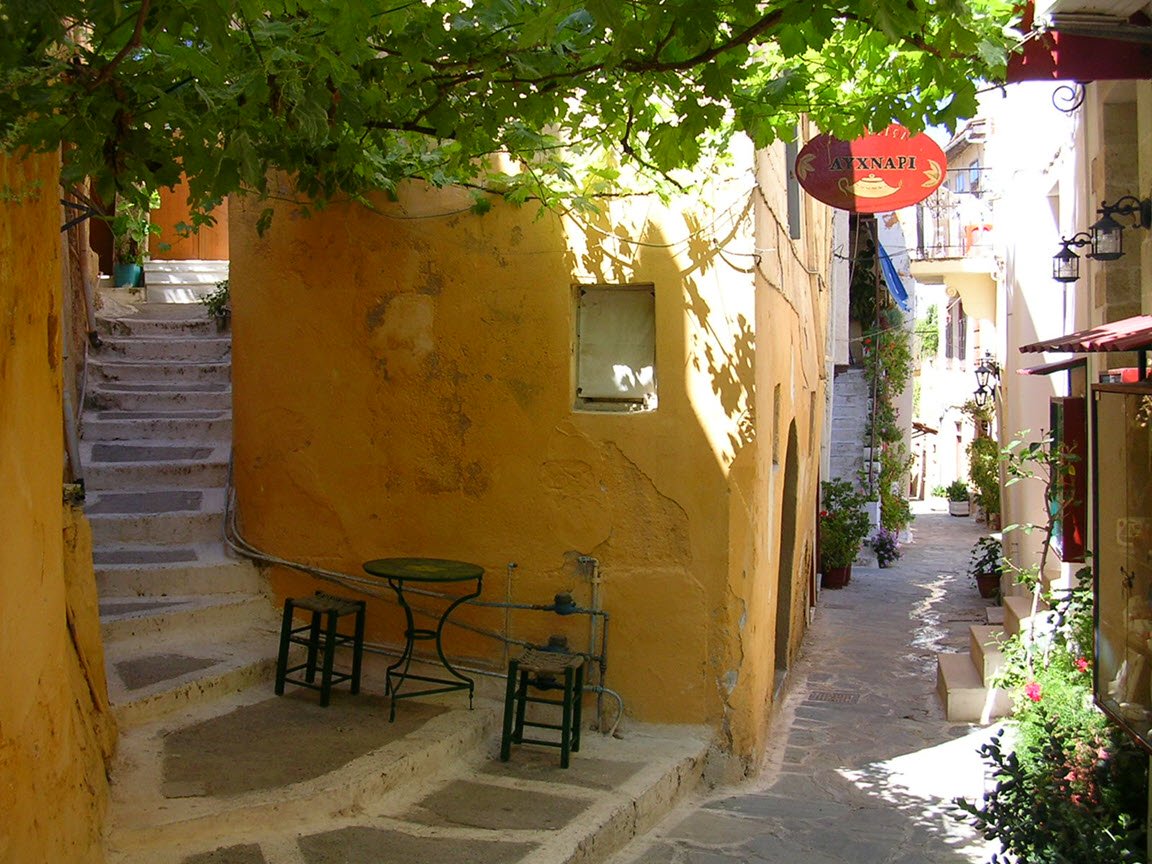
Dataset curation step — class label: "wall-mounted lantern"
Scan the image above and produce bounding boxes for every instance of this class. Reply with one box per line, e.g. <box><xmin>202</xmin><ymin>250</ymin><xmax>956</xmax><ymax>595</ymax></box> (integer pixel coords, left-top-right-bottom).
<box><xmin>1053</xmin><ymin>195</ymin><xmax>1151</xmax><ymax>282</ymax></box>
<box><xmin>973</xmin><ymin>351</ymin><xmax>1000</xmax><ymax>407</ymax></box>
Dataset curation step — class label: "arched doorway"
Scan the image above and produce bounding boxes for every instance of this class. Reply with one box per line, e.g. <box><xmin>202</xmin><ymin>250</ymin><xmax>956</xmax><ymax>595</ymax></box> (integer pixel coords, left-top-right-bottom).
<box><xmin>775</xmin><ymin>421</ymin><xmax>800</xmax><ymax>690</ymax></box>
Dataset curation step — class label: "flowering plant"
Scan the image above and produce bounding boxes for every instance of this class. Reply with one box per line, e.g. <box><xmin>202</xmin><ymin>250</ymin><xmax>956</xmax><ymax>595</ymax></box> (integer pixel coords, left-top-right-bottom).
<box><xmin>818</xmin><ymin>479</ymin><xmax>871</xmax><ymax>570</ymax></box>
<box><xmin>869</xmin><ymin>527</ymin><xmax>901</xmax><ymax>567</ymax></box>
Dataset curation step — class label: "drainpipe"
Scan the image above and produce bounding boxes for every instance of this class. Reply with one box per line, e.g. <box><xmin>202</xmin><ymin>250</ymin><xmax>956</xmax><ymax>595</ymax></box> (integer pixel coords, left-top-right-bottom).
<box><xmin>59</xmin><ymin>198</ymin><xmax>83</xmax><ymax>486</ymax></box>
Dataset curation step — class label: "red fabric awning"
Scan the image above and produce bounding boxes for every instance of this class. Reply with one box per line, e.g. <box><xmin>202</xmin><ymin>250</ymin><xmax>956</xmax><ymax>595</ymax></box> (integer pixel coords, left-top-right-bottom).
<box><xmin>1017</xmin><ymin>358</ymin><xmax>1087</xmax><ymax>375</ymax></box>
<box><xmin>1006</xmin><ymin>2</ymin><xmax>1152</xmax><ymax>82</ymax></box>
<box><xmin>1019</xmin><ymin>315</ymin><xmax>1152</xmax><ymax>353</ymax></box>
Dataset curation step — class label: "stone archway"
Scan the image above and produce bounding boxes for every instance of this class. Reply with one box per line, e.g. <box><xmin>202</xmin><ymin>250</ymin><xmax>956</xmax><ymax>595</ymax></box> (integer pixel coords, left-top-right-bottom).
<box><xmin>775</xmin><ymin>421</ymin><xmax>800</xmax><ymax>687</ymax></box>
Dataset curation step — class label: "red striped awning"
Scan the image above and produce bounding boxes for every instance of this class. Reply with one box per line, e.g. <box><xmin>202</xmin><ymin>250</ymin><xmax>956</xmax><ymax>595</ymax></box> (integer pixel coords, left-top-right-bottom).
<box><xmin>1017</xmin><ymin>358</ymin><xmax>1087</xmax><ymax>375</ymax></box>
<box><xmin>1019</xmin><ymin>315</ymin><xmax>1152</xmax><ymax>353</ymax></box>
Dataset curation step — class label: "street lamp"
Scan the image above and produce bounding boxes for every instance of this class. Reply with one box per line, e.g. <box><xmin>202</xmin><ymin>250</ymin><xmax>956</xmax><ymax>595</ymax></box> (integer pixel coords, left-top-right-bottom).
<box><xmin>973</xmin><ymin>351</ymin><xmax>999</xmax><ymax>407</ymax></box>
<box><xmin>1053</xmin><ymin>195</ymin><xmax>1152</xmax><ymax>282</ymax></box>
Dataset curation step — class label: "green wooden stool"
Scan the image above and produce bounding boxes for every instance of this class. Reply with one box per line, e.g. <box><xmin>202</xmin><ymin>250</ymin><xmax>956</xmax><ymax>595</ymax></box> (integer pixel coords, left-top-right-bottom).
<box><xmin>274</xmin><ymin>591</ymin><xmax>366</xmax><ymax>707</ymax></box>
<box><xmin>499</xmin><ymin>647</ymin><xmax>585</xmax><ymax>768</ymax></box>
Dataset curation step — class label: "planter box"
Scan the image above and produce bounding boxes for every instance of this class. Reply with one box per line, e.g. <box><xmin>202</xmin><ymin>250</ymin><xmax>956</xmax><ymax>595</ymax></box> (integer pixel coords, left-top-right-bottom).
<box><xmin>949</xmin><ymin>500</ymin><xmax>971</xmax><ymax>517</ymax></box>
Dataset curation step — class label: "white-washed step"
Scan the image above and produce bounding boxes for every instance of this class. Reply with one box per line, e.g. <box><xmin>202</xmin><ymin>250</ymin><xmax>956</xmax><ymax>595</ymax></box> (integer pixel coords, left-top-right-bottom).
<box><xmin>146</xmin><ymin>284</ymin><xmax>221</xmax><ymax>304</ymax></box>
<box><xmin>95</xmin><ymin>545</ymin><xmax>264</xmax><ymax>596</ymax></box>
<box><xmin>96</xmin><ymin>336</ymin><xmax>231</xmax><ymax>362</ymax></box>
<box><xmin>104</xmin><ymin>694</ymin><xmax>495</xmax><ymax>858</ymax></box>
<box><xmin>105</xmin><ymin>624</ymin><xmax>281</xmax><ymax>729</ymax></box>
<box><xmin>84</xmin><ymin>459</ymin><xmax>229</xmax><ymax>492</ymax></box>
<box><xmin>81</xmin><ymin>409</ymin><xmax>232</xmax><ymax>442</ymax></box>
<box><xmin>98</xmin><ymin>316</ymin><xmax>218</xmax><ymax>338</ymax></box>
<box><xmin>87</xmin><ymin>488</ymin><xmax>227</xmax><ymax>545</ymax></box>
<box><xmin>100</xmin><ymin>593</ymin><xmax>275</xmax><ymax>643</ymax></box>
<box><xmin>86</xmin><ymin>383</ymin><xmax>231</xmax><ymax>413</ymax></box>
<box><xmin>144</xmin><ymin>260</ymin><xmax>229</xmax><ymax>284</ymax></box>
<box><xmin>88</xmin><ymin>358</ymin><xmax>231</xmax><ymax>385</ymax></box>
<box><xmin>969</xmin><ymin>625</ymin><xmax>1007</xmax><ymax>685</ymax></box>
<box><xmin>936</xmin><ymin>652</ymin><xmax>1012</xmax><ymax>723</ymax></box>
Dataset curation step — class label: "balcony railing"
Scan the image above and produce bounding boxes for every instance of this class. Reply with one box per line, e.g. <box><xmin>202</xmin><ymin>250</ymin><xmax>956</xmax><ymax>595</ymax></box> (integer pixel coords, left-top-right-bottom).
<box><xmin>909</xmin><ymin>168</ymin><xmax>995</xmax><ymax>261</ymax></box>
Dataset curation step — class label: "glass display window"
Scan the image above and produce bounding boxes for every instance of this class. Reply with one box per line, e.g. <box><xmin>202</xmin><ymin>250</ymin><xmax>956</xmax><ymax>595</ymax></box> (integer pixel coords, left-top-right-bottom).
<box><xmin>1094</xmin><ymin>383</ymin><xmax>1152</xmax><ymax>749</ymax></box>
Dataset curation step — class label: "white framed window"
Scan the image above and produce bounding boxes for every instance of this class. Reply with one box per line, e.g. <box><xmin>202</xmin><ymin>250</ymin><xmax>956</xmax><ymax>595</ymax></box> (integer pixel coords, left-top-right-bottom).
<box><xmin>574</xmin><ymin>283</ymin><xmax>657</xmax><ymax>412</ymax></box>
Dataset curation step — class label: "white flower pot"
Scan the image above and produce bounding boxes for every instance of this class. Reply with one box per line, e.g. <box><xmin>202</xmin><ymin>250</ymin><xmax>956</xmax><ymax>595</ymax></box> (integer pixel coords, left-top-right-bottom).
<box><xmin>948</xmin><ymin>500</ymin><xmax>971</xmax><ymax>517</ymax></box>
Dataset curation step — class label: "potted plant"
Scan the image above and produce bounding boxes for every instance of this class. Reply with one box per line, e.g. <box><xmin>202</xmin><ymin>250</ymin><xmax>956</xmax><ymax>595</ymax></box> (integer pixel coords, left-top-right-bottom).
<box><xmin>201</xmin><ymin>279</ymin><xmax>230</xmax><ymax>330</ymax></box>
<box><xmin>946</xmin><ymin>479</ymin><xmax>970</xmax><ymax>517</ymax></box>
<box><xmin>111</xmin><ymin>189</ymin><xmax>160</xmax><ymax>288</ymax></box>
<box><xmin>968</xmin><ymin>535</ymin><xmax>1003</xmax><ymax>599</ymax></box>
<box><xmin>869</xmin><ymin>526</ymin><xmax>901</xmax><ymax>568</ymax></box>
<box><xmin>818</xmin><ymin>479</ymin><xmax>871</xmax><ymax>589</ymax></box>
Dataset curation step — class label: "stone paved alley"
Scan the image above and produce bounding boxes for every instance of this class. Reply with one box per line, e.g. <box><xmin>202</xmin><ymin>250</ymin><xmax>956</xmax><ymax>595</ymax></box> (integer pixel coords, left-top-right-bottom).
<box><xmin>607</xmin><ymin>504</ymin><xmax>1003</xmax><ymax>864</ymax></box>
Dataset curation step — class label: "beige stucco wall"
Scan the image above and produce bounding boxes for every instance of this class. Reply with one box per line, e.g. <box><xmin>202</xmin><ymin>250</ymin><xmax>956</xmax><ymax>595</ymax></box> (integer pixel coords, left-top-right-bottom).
<box><xmin>0</xmin><ymin>150</ymin><xmax>115</xmax><ymax>864</ymax></box>
<box><xmin>231</xmin><ymin>145</ymin><xmax>828</xmax><ymax>763</ymax></box>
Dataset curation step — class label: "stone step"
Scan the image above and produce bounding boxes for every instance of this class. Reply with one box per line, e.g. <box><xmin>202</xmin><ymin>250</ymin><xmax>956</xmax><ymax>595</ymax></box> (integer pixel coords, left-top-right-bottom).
<box><xmin>969</xmin><ymin>624</ymin><xmax>1007</xmax><ymax>686</ymax></box>
<box><xmin>81</xmin><ymin>441</ymin><xmax>230</xmax><ymax>490</ymax></box>
<box><xmin>104</xmin><ymin>620</ymin><xmax>281</xmax><ymax>729</ymax></box>
<box><xmin>85</xmin><ymin>383</ymin><xmax>232</xmax><ymax>413</ymax></box>
<box><xmin>103</xmin><ymin>675</ymin><xmax>711</xmax><ymax>864</ymax></box>
<box><xmin>95</xmin><ymin>336</ymin><xmax>231</xmax><ymax>362</ymax></box>
<box><xmin>936</xmin><ymin>652</ymin><xmax>1013</xmax><ymax>723</ymax></box>
<box><xmin>87</xmin><ymin>488</ymin><xmax>227</xmax><ymax>546</ymax></box>
<box><xmin>88</xmin><ymin>358</ymin><xmax>231</xmax><ymax>386</ymax></box>
<box><xmin>82</xmin><ymin>409</ymin><xmax>232</xmax><ymax>443</ymax></box>
<box><xmin>98</xmin><ymin>315</ymin><xmax>220</xmax><ymax>339</ymax></box>
<box><xmin>95</xmin><ymin>545</ymin><xmax>264</xmax><ymax>597</ymax></box>
<box><xmin>143</xmin><ymin>260</ymin><xmax>229</xmax><ymax>284</ymax></box>
<box><xmin>1003</xmin><ymin>594</ymin><xmax>1046</xmax><ymax>637</ymax></box>
<box><xmin>146</xmin><ymin>284</ymin><xmax>219</xmax><ymax>304</ymax></box>
<box><xmin>100</xmin><ymin>593</ymin><xmax>274</xmax><ymax>644</ymax></box>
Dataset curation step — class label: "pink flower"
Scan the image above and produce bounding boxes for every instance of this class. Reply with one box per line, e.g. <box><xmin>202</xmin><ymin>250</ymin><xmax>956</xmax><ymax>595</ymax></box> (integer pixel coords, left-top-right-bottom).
<box><xmin>1024</xmin><ymin>682</ymin><xmax>1042</xmax><ymax>702</ymax></box>
<box><xmin>820</xmin><ymin>510</ymin><xmax>829</xmax><ymax>518</ymax></box>
<box><xmin>1075</xmin><ymin>657</ymin><xmax>1090</xmax><ymax>673</ymax></box>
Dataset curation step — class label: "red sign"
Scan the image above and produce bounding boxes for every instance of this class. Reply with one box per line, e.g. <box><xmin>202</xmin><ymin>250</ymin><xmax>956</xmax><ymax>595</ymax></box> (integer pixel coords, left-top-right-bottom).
<box><xmin>794</xmin><ymin>124</ymin><xmax>946</xmax><ymax>213</ymax></box>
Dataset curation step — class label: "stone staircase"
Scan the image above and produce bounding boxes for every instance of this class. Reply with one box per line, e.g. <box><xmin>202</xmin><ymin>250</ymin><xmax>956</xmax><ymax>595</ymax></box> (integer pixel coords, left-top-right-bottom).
<box><xmin>829</xmin><ymin>366</ymin><xmax>871</xmax><ymax>485</ymax></box>
<box><xmin>935</xmin><ymin>593</ymin><xmax>1045</xmax><ymax>722</ymax></box>
<box><xmin>83</xmin><ymin>300</ymin><xmax>711</xmax><ymax>864</ymax></box>
<box><xmin>143</xmin><ymin>259</ymin><xmax>229</xmax><ymax>304</ymax></box>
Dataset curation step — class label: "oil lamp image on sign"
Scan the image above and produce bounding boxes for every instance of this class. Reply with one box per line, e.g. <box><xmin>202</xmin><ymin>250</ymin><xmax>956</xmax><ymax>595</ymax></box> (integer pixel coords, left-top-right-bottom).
<box><xmin>794</xmin><ymin>124</ymin><xmax>947</xmax><ymax>213</ymax></box>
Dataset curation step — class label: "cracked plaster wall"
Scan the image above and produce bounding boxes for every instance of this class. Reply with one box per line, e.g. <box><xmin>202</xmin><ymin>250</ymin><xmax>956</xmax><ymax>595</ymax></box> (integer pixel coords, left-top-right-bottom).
<box><xmin>231</xmin><ymin>154</ymin><xmax>828</xmax><ymax>760</ymax></box>
<box><xmin>0</xmin><ymin>149</ymin><xmax>115</xmax><ymax>863</ymax></box>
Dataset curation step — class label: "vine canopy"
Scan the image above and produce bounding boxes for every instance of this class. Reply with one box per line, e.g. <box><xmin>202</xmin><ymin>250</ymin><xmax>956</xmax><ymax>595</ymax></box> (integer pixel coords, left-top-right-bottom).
<box><xmin>0</xmin><ymin>0</ymin><xmax>1019</xmax><ymax>218</ymax></box>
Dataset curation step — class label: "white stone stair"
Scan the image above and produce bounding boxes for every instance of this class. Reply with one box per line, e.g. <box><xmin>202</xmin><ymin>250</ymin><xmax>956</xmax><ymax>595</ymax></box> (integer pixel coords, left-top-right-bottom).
<box><xmin>936</xmin><ymin>607</ymin><xmax>1014</xmax><ymax>723</ymax></box>
<box><xmin>143</xmin><ymin>260</ymin><xmax>229</xmax><ymax>304</ymax></box>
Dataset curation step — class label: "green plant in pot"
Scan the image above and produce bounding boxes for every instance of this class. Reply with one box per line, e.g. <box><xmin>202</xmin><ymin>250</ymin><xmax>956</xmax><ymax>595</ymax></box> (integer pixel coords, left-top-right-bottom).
<box><xmin>201</xmin><ymin>279</ymin><xmax>230</xmax><ymax>330</ymax></box>
<box><xmin>946</xmin><ymin>479</ymin><xmax>970</xmax><ymax>516</ymax></box>
<box><xmin>968</xmin><ymin>535</ymin><xmax>1002</xmax><ymax>599</ymax></box>
<box><xmin>111</xmin><ymin>188</ymin><xmax>160</xmax><ymax>288</ymax></box>
<box><xmin>819</xmin><ymin>479</ymin><xmax>871</xmax><ymax>589</ymax></box>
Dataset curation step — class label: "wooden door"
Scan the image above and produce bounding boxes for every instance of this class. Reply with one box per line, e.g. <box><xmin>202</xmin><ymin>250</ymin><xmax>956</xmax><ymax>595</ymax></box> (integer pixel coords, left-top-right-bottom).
<box><xmin>149</xmin><ymin>176</ymin><xmax>229</xmax><ymax>260</ymax></box>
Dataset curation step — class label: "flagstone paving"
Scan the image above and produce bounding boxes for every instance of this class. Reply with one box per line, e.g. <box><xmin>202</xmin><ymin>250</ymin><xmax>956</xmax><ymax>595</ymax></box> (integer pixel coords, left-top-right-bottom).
<box><xmin>607</xmin><ymin>504</ymin><xmax>1005</xmax><ymax>864</ymax></box>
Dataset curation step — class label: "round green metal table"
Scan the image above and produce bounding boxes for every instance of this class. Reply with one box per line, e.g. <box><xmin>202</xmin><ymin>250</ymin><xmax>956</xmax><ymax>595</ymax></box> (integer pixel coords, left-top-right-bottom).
<box><xmin>362</xmin><ymin>557</ymin><xmax>484</xmax><ymax>721</ymax></box>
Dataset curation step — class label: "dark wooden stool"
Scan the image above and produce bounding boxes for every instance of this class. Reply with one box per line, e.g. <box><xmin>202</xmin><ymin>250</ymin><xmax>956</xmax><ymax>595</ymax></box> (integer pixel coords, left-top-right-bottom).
<box><xmin>274</xmin><ymin>591</ymin><xmax>366</xmax><ymax>707</ymax></box>
<box><xmin>499</xmin><ymin>646</ymin><xmax>585</xmax><ymax>768</ymax></box>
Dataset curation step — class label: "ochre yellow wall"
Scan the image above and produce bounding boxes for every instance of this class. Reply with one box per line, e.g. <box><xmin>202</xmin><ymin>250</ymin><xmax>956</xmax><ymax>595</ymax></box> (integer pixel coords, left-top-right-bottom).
<box><xmin>231</xmin><ymin>148</ymin><xmax>828</xmax><ymax>763</ymax></box>
<box><xmin>0</xmin><ymin>150</ymin><xmax>115</xmax><ymax>863</ymax></box>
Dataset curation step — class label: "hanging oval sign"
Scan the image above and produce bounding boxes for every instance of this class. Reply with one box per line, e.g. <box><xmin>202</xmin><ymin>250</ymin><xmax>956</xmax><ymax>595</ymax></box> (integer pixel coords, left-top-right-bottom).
<box><xmin>794</xmin><ymin>124</ymin><xmax>947</xmax><ymax>213</ymax></box>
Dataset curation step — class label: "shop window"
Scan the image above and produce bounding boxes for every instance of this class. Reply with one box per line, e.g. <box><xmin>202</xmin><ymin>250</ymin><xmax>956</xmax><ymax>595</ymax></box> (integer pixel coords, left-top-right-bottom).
<box><xmin>575</xmin><ymin>284</ymin><xmax>657</xmax><ymax>412</ymax></box>
<box><xmin>1093</xmin><ymin>384</ymin><xmax>1152</xmax><ymax>748</ymax></box>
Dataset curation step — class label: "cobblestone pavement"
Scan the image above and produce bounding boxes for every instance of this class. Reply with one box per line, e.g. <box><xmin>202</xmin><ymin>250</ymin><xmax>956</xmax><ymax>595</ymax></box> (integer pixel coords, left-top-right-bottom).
<box><xmin>609</xmin><ymin>504</ymin><xmax>1004</xmax><ymax>864</ymax></box>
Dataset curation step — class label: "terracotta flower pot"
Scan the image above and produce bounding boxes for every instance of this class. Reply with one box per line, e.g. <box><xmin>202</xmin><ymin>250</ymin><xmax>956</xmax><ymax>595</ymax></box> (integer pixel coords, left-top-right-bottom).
<box><xmin>976</xmin><ymin>571</ymin><xmax>1001</xmax><ymax>599</ymax></box>
<box><xmin>821</xmin><ymin>565</ymin><xmax>851</xmax><ymax>589</ymax></box>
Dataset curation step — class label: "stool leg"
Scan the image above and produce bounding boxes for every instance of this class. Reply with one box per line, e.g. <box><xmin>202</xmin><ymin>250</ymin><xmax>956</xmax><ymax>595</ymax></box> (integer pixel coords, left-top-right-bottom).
<box><xmin>274</xmin><ymin>599</ymin><xmax>295</xmax><ymax>696</ymax></box>
<box><xmin>319</xmin><ymin>611</ymin><xmax>338</xmax><ymax>707</ymax></box>
<box><xmin>513</xmin><ymin>669</ymin><xmax>530</xmax><ymax>744</ymax></box>
<box><xmin>560</xmin><ymin>666</ymin><xmax>575</xmax><ymax>769</ymax></box>
<box><xmin>304</xmin><ymin>610</ymin><xmax>322</xmax><ymax>683</ymax></box>
<box><xmin>350</xmin><ymin>603</ymin><xmax>366</xmax><ymax>695</ymax></box>
<box><xmin>572</xmin><ymin>664</ymin><xmax>584</xmax><ymax>753</ymax></box>
<box><xmin>499</xmin><ymin>659</ymin><xmax>520</xmax><ymax>762</ymax></box>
